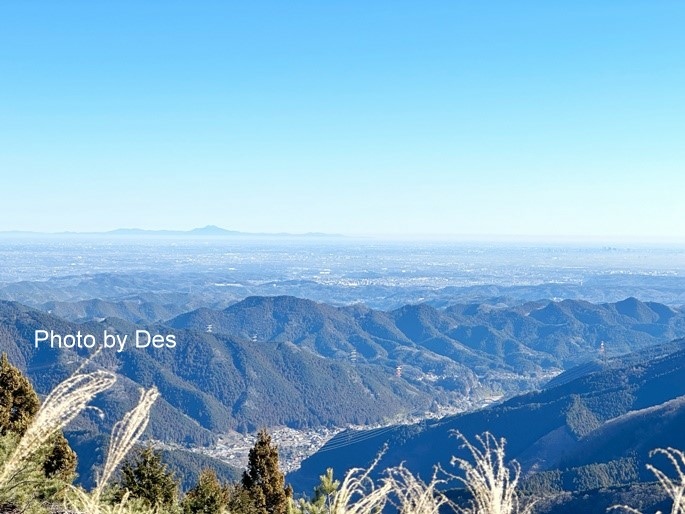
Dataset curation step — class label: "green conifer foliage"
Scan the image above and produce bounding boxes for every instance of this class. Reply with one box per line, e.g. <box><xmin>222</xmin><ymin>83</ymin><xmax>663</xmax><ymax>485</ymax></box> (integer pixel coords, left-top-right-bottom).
<box><xmin>0</xmin><ymin>353</ymin><xmax>40</xmax><ymax>436</ymax></box>
<box><xmin>182</xmin><ymin>468</ymin><xmax>230</xmax><ymax>514</ymax></box>
<box><xmin>293</xmin><ymin>468</ymin><xmax>340</xmax><ymax>514</ymax></box>
<box><xmin>226</xmin><ymin>483</ymin><xmax>262</xmax><ymax>514</ymax></box>
<box><xmin>241</xmin><ymin>429</ymin><xmax>293</xmax><ymax>514</ymax></box>
<box><xmin>43</xmin><ymin>432</ymin><xmax>77</xmax><ymax>480</ymax></box>
<box><xmin>0</xmin><ymin>353</ymin><xmax>77</xmax><ymax>480</ymax></box>
<box><xmin>118</xmin><ymin>446</ymin><xmax>179</xmax><ymax>509</ymax></box>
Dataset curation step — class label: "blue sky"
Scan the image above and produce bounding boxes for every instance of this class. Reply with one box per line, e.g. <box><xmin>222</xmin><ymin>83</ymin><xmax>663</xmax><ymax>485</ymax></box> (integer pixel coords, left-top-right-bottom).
<box><xmin>1</xmin><ymin>1</ymin><xmax>684</xmax><ymax>240</ymax></box>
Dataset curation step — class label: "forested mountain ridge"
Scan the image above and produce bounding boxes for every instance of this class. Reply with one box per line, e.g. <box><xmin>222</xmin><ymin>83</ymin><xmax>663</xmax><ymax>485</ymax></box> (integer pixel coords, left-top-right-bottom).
<box><xmin>0</xmin><ymin>299</ymin><xmax>457</xmax><ymax>485</ymax></box>
<box><xmin>290</xmin><ymin>338</ymin><xmax>685</xmax><ymax>513</ymax></box>
<box><xmin>0</xmin><ymin>299</ymin><xmax>456</xmax><ymax>432</ymax></box>
<box><xmin>2</xmin><ymin>295</ymin><xmax>685</xmax><ymax>498</ymax></box>
<box><xmin>168</xmin><ymin>295</ymin><xmax>685</xmax><ymax>378</ymax></box>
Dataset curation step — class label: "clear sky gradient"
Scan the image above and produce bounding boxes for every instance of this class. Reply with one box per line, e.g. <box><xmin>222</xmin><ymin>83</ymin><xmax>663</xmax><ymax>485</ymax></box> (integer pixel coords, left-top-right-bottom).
<box><xmin>1</xmin><ymin>1</ymin><xmax>684</xmax><ymax>240</ymax></box>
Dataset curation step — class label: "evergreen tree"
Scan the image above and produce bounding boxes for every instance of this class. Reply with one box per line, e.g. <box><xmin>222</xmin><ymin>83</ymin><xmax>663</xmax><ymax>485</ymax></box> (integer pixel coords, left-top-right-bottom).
<box><xmin>293</xmin><ymin>468</ymin><xmax>340</xmax><ymax>514</ymax></box>
<box><xmin>182</xmin><ymin>468</ymin><xmax>230</xmax><ymax>514</ymax></box>
<box><xmin>0</xmin><ymin>353</ymin><xmax>77</xmax><ymax>480</ymax></box>
<box><xmin>118</xmin><ymin>446</ymin><xmax>179</xmax><ymax>509</ymax></box>
<box><xmin>0</xmin><ymin>353</ymin><xmax>40</xmax><ymax>436</ymax></box>
<box><xmin>312</xmin><ymin>468</ymin><xmax>339</xmax><ymax>504</ymax></box>
<box><xmin>241</xmin><ymin>429</ymin><xmax>293</xmax><ymax>514</ymax></box>
<box><xmin>226</xmin><ymin>483</ymin><xmax>261</xmax><ymax>514</ymax></box>
<box><xmin>43</xmin><ymin>432</ymin><xmax>77</xmax><ymax>480</ymax></box>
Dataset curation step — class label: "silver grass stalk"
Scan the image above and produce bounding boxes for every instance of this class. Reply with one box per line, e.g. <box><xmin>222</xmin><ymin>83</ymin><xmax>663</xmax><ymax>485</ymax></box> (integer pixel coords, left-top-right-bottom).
<box><xmin>0</xmin><ymin>370</ymin><xmax>116</xmax><ymax>486</ymax></box>
<box><xmin>610</xmin><ymin>447</ymin><xmax>685</xmax><ymax>514</ymax></box>
<box><xmin>66</xmin><ymin>386</ymin><xmax>159</xmax><ymax>513</ymax></box>
<box><xmin>328</xmin><ymin>453</ymin><xmax>391</xmax><ymax>514</ymax></box>
<box><xmin>68</xmin><ymin>487</ymin><xmax>170</xmax><ymax>514</ymax></box>
<box><xmin>68</xmin><ymin>487</ymin><xmax>130</xmax><ymax>514</ymax></box>
<box><xmin>73</xmin><ymin>345</ymin><xmax>104</xmax><ymax>375</ymax></box>
<box><xmin>95</xmin><ymin>387</ymin><xmax>160</xmax><ymax>499</ymax></box>
<box><xmin>449</xmin><ymin>431</ymin><xmax>533</xmax><ymax>514</ymax></box>
<box><xmin>384</xmin><ymin>464</ymin><xmax>454</xmax><ymax>514</ymax></box>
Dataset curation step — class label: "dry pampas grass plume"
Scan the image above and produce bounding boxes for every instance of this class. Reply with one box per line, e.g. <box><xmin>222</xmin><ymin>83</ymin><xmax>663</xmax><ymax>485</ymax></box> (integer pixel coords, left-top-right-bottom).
<box><xmin>327</xmin><ymin>451</ymin><xmax>392</xmax><ymax>514</ymax></box>
<box><xmin>95</xmin><ymin>387</ymin><xmax>160</xmax><ymax>499</ymax></box>
<box><xmin>384</xmin><ymin>464</ymin><xmax>453</xmax><ymax>514</ymax></box>
<box><xmin>65</xmin><ymin>386</ymin><xmax>160</xmax><ymax>514</ymax></box>
<box><xmin>449</xmin><ymin>431</ymin><xmax>534</xmax><ymax>514</ymax></box>
<box><xmin>0</xmin><ymin>369</ymin><xmax>116</xmax><ymax>486</ymax></box>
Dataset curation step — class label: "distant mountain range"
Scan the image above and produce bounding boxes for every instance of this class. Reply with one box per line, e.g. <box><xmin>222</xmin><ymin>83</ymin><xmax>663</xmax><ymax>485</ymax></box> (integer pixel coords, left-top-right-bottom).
<box><xmin>2</xmin><ymin>295</ymin><xmax>685</xmax><ymax>500</ymax></box>
<box><xmin>4</xmin><ymin>270</ymin><xmax>685</xmax><ymax>314</ymax></box>
<box><xmin>167</xmin><ymin>295</ymin><xmax>685</xmax><ymax>373</ymax></box>
<box><xmin>0</xmin><ymin>299</ymin><xmax>461</xmax><ymax>487</ymax></box>
<box><xmin>42</xmin><ymin>297</ymin><xmax>187</xmax><ymax>324</ymax></box>
<box><xmin>0</xmin><ymin>225</ymin><xmax>343</xmax><ymax>237</ymax></box>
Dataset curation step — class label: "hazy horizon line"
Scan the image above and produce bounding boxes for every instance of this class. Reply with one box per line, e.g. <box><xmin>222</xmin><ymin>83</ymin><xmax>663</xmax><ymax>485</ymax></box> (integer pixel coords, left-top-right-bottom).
<box><xmin>1</xmin><ymin>226</ymin><xmax>684</xmax><ymax>246</ymax></box>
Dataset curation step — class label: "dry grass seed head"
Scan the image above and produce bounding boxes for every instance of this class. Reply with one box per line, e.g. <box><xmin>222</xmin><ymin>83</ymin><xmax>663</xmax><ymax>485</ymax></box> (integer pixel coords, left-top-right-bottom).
<box><xmin>0</xmin><ymin>370</ymin><xmax>116</xmax><ymax>487</ymax></box>
<box><xmin>384</xmin><ymin>463</ymin><xmax>454</xmax><ymax>514</ymax></box>
<box><xmin>96</xmin><ymin>387</ymin><xmax>159</xmax><ymax>498</ymax></box>
<box><xmin>328</xmin><ymin>451</ymin><xmax>391</xmax><ymax>514</ymax></box>
<box><xmin>449</xmin><ymin>431</ymin><xmax>533</xmax><ymax>514</ymax></box>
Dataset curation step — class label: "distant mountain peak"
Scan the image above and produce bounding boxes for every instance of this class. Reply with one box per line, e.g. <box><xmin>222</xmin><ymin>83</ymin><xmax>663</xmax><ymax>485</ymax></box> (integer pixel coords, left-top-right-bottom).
<box><xmin>0</xmin><ymin>226</ymin><xmax>344</xmax><ymax>238</ymax></box>
<box><xmin>613</xmin><ymin>296</ymin><xmax>657</xmax><ymax>322</ymax></box>
<box><xmin>187</xmin><ymin>225</ymin><xmax>240</xmax><ymax>235</ymax></box>
<box><xmin>225</xmin><ymin>295</ymin><xmax>329</xmax><ymax>311</ymax></box>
